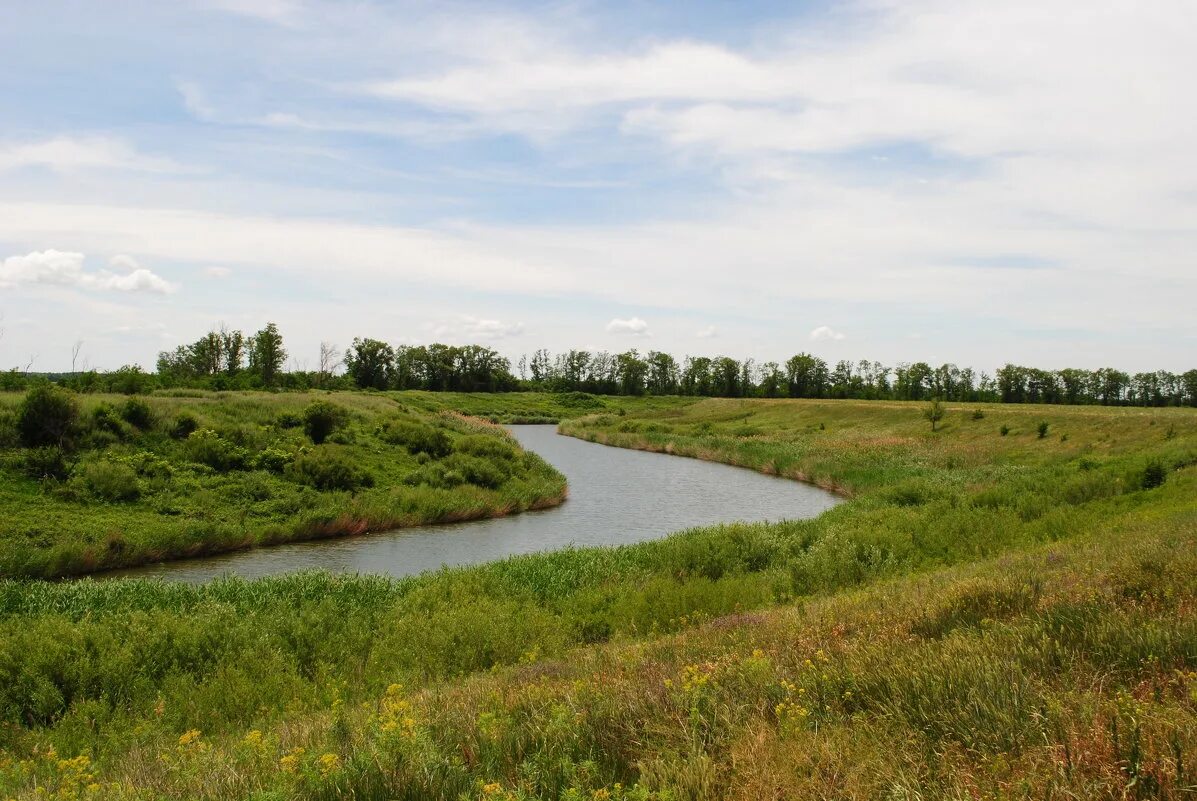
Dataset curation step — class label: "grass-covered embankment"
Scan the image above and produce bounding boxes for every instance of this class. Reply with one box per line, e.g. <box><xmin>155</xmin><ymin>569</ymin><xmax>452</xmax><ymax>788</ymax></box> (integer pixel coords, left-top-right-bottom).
<box><xmin>0</xmin><ymin>389</ymin><xmax>566</xmax><ymax>578</ymax></box>
<box><xmin>401</xmin><ymin>389</ymin><xmax>686</xmax><ymax>424</ymax></box>
<box><xmin>0</xmin><ymin>397</ymin><xmax>1193</xmax><ymax>798</ymax></box>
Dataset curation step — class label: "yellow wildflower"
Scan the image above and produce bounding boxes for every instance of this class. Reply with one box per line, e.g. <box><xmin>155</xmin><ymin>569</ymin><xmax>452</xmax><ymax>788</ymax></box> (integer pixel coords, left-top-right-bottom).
<box><xmin>279</xmin><ymin>747</ymin><xmax>305</xmax><ymax>774</ymax></box>
<box><xmin>318</xmin><ymin>752</ymin><xmax>341</xmax><ymax>777</ymax></box>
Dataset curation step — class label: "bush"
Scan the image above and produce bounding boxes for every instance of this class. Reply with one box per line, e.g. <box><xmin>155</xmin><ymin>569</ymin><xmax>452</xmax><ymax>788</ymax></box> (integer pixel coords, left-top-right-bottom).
<box><xmin>1000</xmin><ymin>425</ymin><xmax>1011</xmax><ymax>436</ymax></box>
<box><xmin>379</xmin><ymin>419</ymin><xmax>452</xmax><ymax>457</ymax></box>
<box><xmin>1037</xmin><ymin>421</ymin><xmax>1050</xmax><ymax>439</ymax></box>
<box><xmin>288</xmin><ymin>447</ymin><xmax>374</xmax><ymax>492</ymax></box>
<box><xmin>254</xmin><ymin>447</ymin><xmax>293</xmax><ymax>473</ymax></box>
<box><xmin>0</xmin><ymin>409</ymin><xmax>17</xmax><ymax>448</ymax></box>
<box><xmin>80</xmin><ymin>460</ymin><xmax>141</xmax><ymax>502</ymax></box>
<box><xmin>971</xmin><ymin>409</ymin><xmax>985</xmax><ymax>420</ymax></box>
<box><xmin>1140</xmin><ymin>460</ymin><xmax>1167</xmax><ymax>490</ymax></box>
<box><xmin>17</xmin><ymin>384</ymin><xmax>79</xmax><ymax>447</ymax></box>
<box><xmin>555</xmin><ymin>391</ymin><xmax>605</xmax><ymax>409</ymax></box>
<box><xmin>457</xmin><ymin>434</ymin><xmax>518</xmax><ymax>461</ymax></box>
<box><xmin>22</xmin><ymin>446</ymin><xmax>69</xmax><ymax>480</ymax></box>
<box><xmin>444</xmin><ymin>452</ymin><xmax>510</xmax><ymax>489</ymax></box>
<box><xmin>121</xmin><ymin>397</ymin><xmax>155</xmax><ymax>428</ymax></box>
<box><xmin>404</xmin><ymin>462</ymin><xmax>465</xmax><ymax>489</ymax></box>
<box><xmin>170</xmin><ymin>413</ymin><xmax>199</xmax><ymax>440</ymax></box>
<box><xmin>90</xmin><ymin>403</ymin><xmax>130</xmax><ymax>439</ymax></box>
<box><xmin>125</xmin><ymin>451</ymin><xmax>173</xmax><ymax>480</ymax></box>
<box><xmin>106</xmin><ymin>365</ymin><xmax>155</xmax><ymax>395</ymax></box>
<box><xmin>276</xmin><ymin>411</ymin><xmax>303</xmax><ymax>429</ymax></box>
<box><xmin>302</xmin><ymin>401</ymin><xmax>347</xmax><ymax>445</ymax></box>
<box><xmin>184</xmin><ymin>429</ymin><xmax>249</xmax><ymax>472</ymax></box>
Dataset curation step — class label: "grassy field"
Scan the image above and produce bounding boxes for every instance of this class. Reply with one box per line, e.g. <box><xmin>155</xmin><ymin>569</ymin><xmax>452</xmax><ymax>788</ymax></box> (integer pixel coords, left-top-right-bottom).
<box><xmin>0</xmin><ymin>396</ymin><xmax>1194</xmax><ymax>799</ymax></box>
<box><xmin>0</xmin><ymin>389</ymin><xmax>566</xmax><ymax>578</ymax></box>
<box><xmin>399</xmin><ymin>389</ymin><xmax>683</xmax><ymax>424</ymax></box>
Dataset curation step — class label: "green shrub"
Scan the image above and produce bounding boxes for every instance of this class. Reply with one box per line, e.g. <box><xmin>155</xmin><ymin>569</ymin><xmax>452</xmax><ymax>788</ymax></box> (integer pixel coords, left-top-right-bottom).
<box><xmin>1000</xmin><ymin>425</ymin><xmax>1011</xmax><ymax>436</ymax></box>
<box><xmin>288</xmin><ymin>447</ymin><xmax>374</xmax><ymax>491</ymax></box>
<box><xmin>457</xmin><ymin>434</ymin><xmax>518</xmax><ymax>461</ymax></box>
<box><xmin>120</xmin><ymin>397</ymin><xmax>155</xmax><ymax>428</ymax></box>
<box><xmin>22</xmin><ymin>446</ymin><xmax>69</xmax><ymax>480</ymax></box>
<box><xmin>17</xmin><ymin>384</ymin><xmax>79</xmax><ymax>447</ymax></box>
<box><xmin>379</xmin><ymin>419</ymin><xmax>452</xmax><ymax>457</ymax></box>
<box><xmin>971</xmin><ymin>409</ymin><xmax>985</xmax><ymax>420</ymax></box>
<box><xmin>275</xmin><ymin>411</ymin><xmax>303</xmax><ymax>429</ymax></box>
<box><xmin>302</xmin><ymin>401</ymin><xmax>347</xmax><ymax>444</ymax></box>
<box><xmin>555</xmin><ymin>391</ymin><xmax>605</xmax><ymax>409</ymax></box>
<box><xmin>444</xmin><ymin>452</ymin><xmax>509</xmax><ymax>489</ymax></box>
<box><xmin>254</xmin><ymin>447</ymin><xmax>293</xmax><ymax>473</ymax></box>
<box><xmin>106</xmin><ymin>364</ymin><xmax>156</xmax><ymax>395</ymax></box>
<box><xmin>404</xmin><ymin>461</ymin><xmax>466</xmax><ymax>489</ymax></box>
<box><xmin>90</xmin><ymin>403</ymin><xmax>130</xmax><ymax>438</ymax></box>
<box><xmin>170</xmin><ymin>413</ymin><xmax>199</xmax><ymax>440</ymax></box>
<box><xmin>1140</xmin><ymin>460</ymin><xmax>1167</xmax><ymax>490</ymax></box>
<box><xmin>0</xmin><ymin>409</ymin><xmax>17</xmax><ymax>448</ymax></box>
<box><xmin>80</xmin><ymin>460</ymin><xmax>141</xmax><ymax>502</ymax></box>
<box><xmin>125</xmin><ymin>450</ymin><xmax>173</xmax><ymax>480</ymax></box>
<box><xmin>1037</xmin><ymin>421</ymin><xmax>1050</xmax><ymax>439</ymax></box>
<box><xmin>184</xmin><ymin>429</ymin><xmax>249</xmax><ymax>472</ymax></box>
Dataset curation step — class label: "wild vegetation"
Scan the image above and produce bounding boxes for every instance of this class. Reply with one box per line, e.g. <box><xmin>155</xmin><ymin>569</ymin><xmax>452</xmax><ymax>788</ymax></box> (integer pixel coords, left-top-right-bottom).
<box><xmin>0</xmin><ymin>387</ymin><xmax>565</xmax><ymax>578</ymax></box>
<box><xmin>8</xmin><ymin>322</ymin><xmax>1196</xmax><ymax>407</ymax></box>
<box><xmin>0</xmin><ymin>396</ymin><xmax>1193</xmax><ymax>798</ymax></box>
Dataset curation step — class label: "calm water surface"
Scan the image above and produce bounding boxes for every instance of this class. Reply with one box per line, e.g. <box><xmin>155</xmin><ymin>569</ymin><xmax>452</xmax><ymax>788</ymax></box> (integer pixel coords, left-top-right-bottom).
<box><xmin>107</xmin><ymin>426</ymin><xmax>840</xmax><ymax>583</ymax></box>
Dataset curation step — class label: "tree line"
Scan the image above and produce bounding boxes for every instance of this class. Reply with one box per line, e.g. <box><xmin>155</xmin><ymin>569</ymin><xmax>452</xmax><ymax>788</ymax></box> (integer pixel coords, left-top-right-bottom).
<box><xmin>6</xmin><ymin>323</ymin><xmax>1196</xmax><ymax>407</ymax></box>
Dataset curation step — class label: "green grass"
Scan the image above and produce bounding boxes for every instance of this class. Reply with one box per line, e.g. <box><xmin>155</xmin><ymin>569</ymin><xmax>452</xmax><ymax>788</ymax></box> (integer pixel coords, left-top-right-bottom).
<box><xmin>0</xmin><ymin>396</ymin><xmax>1194</xmax><ymax>799</ymax></box>
<box><xmin>400</xmin><ymin>390</ymin><xmax>689</xmax><ymax>424</ymax></box>
<box><xmin>0</xmin><ymin>390</ymin><xmax>566</xmax><ymax>578</ymax></box>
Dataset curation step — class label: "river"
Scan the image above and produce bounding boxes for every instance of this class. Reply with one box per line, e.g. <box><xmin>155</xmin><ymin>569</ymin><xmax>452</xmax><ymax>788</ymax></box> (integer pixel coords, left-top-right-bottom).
<box><xmin>105</xmin><ymin>425</ymin><xmax>841</xmax><ymax>582</ymax></box>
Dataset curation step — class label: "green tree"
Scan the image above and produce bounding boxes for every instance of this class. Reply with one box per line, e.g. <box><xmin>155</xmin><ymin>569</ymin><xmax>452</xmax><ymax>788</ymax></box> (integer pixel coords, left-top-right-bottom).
<box><xmin>615</xmin><ymin>350</ymin><xmax>648</xmax><ymax>396</ymax></box>
<box><xmin>248</xmin><ymin>323</ymin><xmax>287</xmax><ymax>387</ymax></box>
<box><xmin>785</xmin><ymin>353</ymin><xmax>829</xmax><ymax>398</ymax></box>
<box><xmin>345</xmin><ymin>338</ymin><xmax>395</xmax><ymax>390</ymax></box>
<box><xmin>758</xmin><ymin>361</ymin><xmax>784</xmax><ymax>397</ymax></box>
<box><xmin>220</xmin><ymin>328</ymin><xmax>245</xmax><ymax>375</ymax></box>
<box><xmin>646</xmin><ymin>351</ymin><xmax>680</xmax><ymax>395</ymax></box>
<box><xmin>923</xmin><ymin>398</ymin><xmax>945</xmax><ymax>432</ymax></box>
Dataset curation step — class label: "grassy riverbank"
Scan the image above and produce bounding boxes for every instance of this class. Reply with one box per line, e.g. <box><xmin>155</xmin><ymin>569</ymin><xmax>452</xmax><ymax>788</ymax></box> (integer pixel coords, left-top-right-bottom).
<box><xmin>0</xmin><ymin>397</ymin><xmax>1194</xmax><ymax>798</ymax></box>
<box><xmin>0</xmin><ymin>389</ymin><xmax>566</xmax><ymax>578</ymax></box>
<box><xmin>401</xmin><ymin>389</ymin><xmax>686</xmax><ymax>424</ymax></box>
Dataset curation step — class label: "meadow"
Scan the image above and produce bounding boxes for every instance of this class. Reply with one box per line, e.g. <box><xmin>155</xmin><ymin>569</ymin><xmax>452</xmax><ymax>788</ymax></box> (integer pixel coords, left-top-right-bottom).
<box><xmin>0</xmin><ymin>395</ymin><xmax>1193</xmax><ymax>799</ymax></box>
<box><xmin>0</xmin><ymin>388</ymin><xmax>566</xmax><ymax>577</ymax></box>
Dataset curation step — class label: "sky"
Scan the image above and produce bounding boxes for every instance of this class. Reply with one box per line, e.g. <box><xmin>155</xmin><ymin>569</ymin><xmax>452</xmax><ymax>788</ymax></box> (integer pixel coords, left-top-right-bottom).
<box><xmin>1</xmin><ymin>0</ymin><xmax>1194</xmax><ymax>374</ymax></box>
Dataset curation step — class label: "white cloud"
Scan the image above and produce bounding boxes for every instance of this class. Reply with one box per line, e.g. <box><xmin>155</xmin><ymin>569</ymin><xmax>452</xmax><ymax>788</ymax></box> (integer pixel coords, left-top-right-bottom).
<box><xmin>606</xmin><ymin>317</ymin><xmax>650</xmax><ymax>336</ymax></box>
<box><xmin>0</xmin><ymin>250</ymin><xmax>175</xmax><ymax>294</ymax></box>
<box><xmin>431</xmin><ymin>315</ymin><xmax>525</xmax><ymax>341</ymax></box>
<box><xmin>0</xmin><ymin>137</ymin><xmax>184</xmax><ymax>174</ymax></box>
<box><xmin>809</xmin><ymin>325</ymin><xmax>845</xmax><ymax>342</ymax></box>
<box><xmin>202</xmin><ymin>266</ymin><xmax>234</xmax><ymax>278</ymax></box>
<box><xmin>365</xmin><ymin>42</ymin><xmax>783</xmax><ymax>116</ymax></box>
<box><xmin>0</xmin><ymin>202</ymin><xmax>569</xmax><ymax>298</ymax></box>
<box><xmin>202</xmin><ymin>0</ymin><xmax>300</xmax><ymax>24</ymax></box>
<box><xmin>696</xmin><ymin>325</ymin><xmax>717</xmax><ymax>338</ymax></box>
